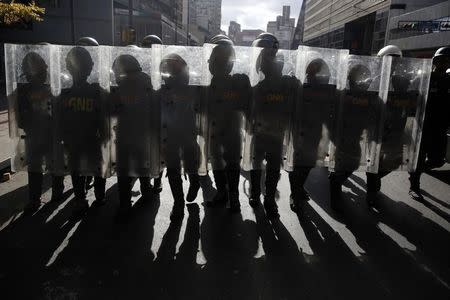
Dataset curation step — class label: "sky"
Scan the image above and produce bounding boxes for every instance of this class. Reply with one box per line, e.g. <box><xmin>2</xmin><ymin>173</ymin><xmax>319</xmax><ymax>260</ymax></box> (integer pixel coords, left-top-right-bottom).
<box><xmin>221</xmin><ymin>0</ymin><xmax>303</xmax><ymax>33</ymax></box>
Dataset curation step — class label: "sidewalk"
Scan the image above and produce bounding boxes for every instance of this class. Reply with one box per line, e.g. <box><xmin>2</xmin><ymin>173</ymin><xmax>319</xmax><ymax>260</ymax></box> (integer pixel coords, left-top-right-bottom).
<box><xmin>0</xmin><ymin>166</ymin><xmax>449</xmax><ymax>299</ymax></box>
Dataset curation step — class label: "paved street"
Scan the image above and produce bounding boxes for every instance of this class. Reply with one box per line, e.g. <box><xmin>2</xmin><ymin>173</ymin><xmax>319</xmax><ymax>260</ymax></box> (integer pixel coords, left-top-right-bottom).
<box><xmin>0</xmin><ymin>165</ymin><xmax>449</xmax><ymax>299</ymax></box>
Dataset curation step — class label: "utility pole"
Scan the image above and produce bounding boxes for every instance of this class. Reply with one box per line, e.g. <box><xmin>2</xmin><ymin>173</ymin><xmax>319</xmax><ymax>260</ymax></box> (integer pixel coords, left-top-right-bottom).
<box><xmin>70</xmin><ymin>0</ymin><xmax>75</xmax><ymax>43</ymax></box>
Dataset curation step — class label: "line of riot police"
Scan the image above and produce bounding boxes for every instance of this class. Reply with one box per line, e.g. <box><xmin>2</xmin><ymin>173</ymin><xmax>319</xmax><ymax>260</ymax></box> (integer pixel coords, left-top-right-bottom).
<box><xmin>5</xmin><ymin>33</ymin><xmax>449</xmax><ymax>221</ymax></box>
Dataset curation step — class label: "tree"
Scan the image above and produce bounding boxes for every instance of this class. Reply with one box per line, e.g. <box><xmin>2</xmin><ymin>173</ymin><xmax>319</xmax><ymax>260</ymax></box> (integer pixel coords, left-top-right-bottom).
<box><xmin>0</xmin><ymin>1</ymin><xmax>45</xmax><ymax>27</ymax></box>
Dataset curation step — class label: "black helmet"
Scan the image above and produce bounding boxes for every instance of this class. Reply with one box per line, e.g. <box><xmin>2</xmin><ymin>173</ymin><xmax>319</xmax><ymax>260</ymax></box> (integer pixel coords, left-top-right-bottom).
<box><xmin>209</xmin><ymin>34</ymin><xmax>232</xmax><ymax>45</ymax></box>
<box><xmin>37</xmin><ymin>42</ymin><xmax>51</xmax><ymax>45</ymax></box>
<box><xmin>76</xmin><ymin>37</ymin><xmax>99</xmax><ymax>46</ymax></box>
<box><xmin>126</xmin><ymin>44</ymin><xmax>140</xmax><ymax>49</ymax></box>
<box><xmin>306</xmin><ymin>58</ymin><xmax>331</xmax><ymax>85</ymax></box>
<box><xmin>434</xmin><ymin>47</ymin><xmax>450</xmax><ymax>58</ymax></box>
<box><xmin>112</xmin><ymin>54</ymin><xmax>142</xmax><ymax>84</ymax></box>
<box><xmin>141</xmin><ymin>35</ymin><xmax>162</xmax><ymax>48</ymax></box>
<box><xmin>66</xmin><ymin>47</ymin><xmax>94</xmax><ymax>80</ymax></box>
<box><xmin>160</xmin><ymin>53</ymin><xmax>189</xmax><ymax>86</ymax></box>
<box><xmin>348</xmin><ymin>63</ymin><xmax>372</xmax><ymax>91</ymax></box>
<box><xmin>21</xmin><ymin>52</ymin><xmax>48</xmax><ymax>84</ymax></box>
<box><xmin>252</xmin><ymin>32</ymin><xmax>279</xmax><ymax>49</ymax></box>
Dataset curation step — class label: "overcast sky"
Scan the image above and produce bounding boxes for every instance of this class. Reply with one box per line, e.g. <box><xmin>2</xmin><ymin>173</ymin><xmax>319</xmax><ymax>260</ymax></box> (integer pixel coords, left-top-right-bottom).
<box><xmin>221</xmin><ymin>0</ymin><xmax>303</xmax><ymax>33</ymax></box>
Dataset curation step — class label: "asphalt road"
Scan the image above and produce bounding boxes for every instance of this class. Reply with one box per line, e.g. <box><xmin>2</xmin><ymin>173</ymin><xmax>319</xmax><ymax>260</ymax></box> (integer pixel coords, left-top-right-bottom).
<box><xmin>0</xmin><ymin>166</ymin><xmax>449</xmax><ymax>299</ymax></box>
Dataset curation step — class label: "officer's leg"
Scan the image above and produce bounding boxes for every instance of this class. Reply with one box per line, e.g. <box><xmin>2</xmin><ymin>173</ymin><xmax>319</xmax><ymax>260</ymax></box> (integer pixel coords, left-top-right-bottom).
<box><xmin>226</xmin><ymin>163</ymin><xmax>241</xmax><ymax>213</ymax></box>
<box><xmin>92</xmin><ymin>176</ymin><xmax>107</xmax><ymax>206</ymax></box>
<box><xmin>263</xmin><ymin>148</ymin><xmax>282</xmax><ymax>219</ymax></box>
<box><xmin>85</xmin><ymin>176</ymin><xmax>93</xmax><ymax>191</ymax></box>
<box><xmin>211</xmin><ymin>170</ymin><xmax>227</xmax><ymax>206</ymax></box>
<box><xmin>51</xmin><ymin>175</ymin><xmax>65</xmax><ymax>202</ymax></box>
<box><xmin>249</xmin><ymin>139</ymin><xmax>264</xmax><ymax>207</ymax></box>
<box><xmin>167</xmin><ymin>168</ymin><xmax>185</xmax><ymax>221</ymax></box>
<box><xmin>152</xmin><ymin>172</ymin><xmax>163</xmax><ymax>194</ymax></box>
<box><xmin>184</xmin><ymin>142</ymin><xmax>200</xmax><ymax>203</ymax></box>
<box><xmin>329</xmin><ymin>170</ymin><xmax>352</xmax><ymax>211</ymax></box>
<box><xmin>408</xmin><ymin>143</ymin><xmax>426</xmax><ymax>201</ymax></box>
<box><xmin>288</xmin><ymin>167</ymin><xmax>311</xmax><ymax>213</ymax></box>
<box><xmin>139</xmin><ymin>176</ymin><xmax>152</xmax><ymax>198</ymax></box>
<box><xmin>117</xmin><ymin>176</ymin><xmax>133</xmax><ymax>214</ymax></box>
<box><xmin>26</xmin><ymin>172</ymin><xmax>44</xmax><ymax>212</ymax></box>
<box><xmin>71</xmin><ymin>174</ymin><xmax>89</xmax><ymax>217</ymax></box>
<box><xmin>366</xmin><ymin>171</ymin><xmax>388</xmax><ymax>206</ymax></box>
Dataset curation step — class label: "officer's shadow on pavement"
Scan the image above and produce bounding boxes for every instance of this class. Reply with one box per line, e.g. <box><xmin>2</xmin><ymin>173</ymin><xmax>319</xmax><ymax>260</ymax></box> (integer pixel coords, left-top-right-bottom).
<box><xmin>38</xmin><ymin>182</ymin><xmax>161</xmax><ymax>299</ymax></box>
<box><xmin>426</xmin><ymin>169</ymin><xmax>450</xmax><ymax>186</ymax></box>
<box><xmin>336</xmin><ymin>174</ymin><xmax>450</xmax><ymax>297</ymax></box>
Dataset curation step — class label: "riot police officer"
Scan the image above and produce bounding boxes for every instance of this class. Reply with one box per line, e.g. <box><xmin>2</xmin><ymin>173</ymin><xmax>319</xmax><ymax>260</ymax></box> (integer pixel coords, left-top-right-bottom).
<box><xmin>366</xmin><ymin>45</ymin><xmax>418</xmax><ymax>206</ymax></box>
<box><xmin>111</xmin><ymin>54</ymin><xmax>155</xmax><ymax>216</ymax></box>
<box><xmin>408</xmin><ymin>47</ymin><xmax>450</xmax><ymax>201</ymax></box>
<box><xmin>289</xmin><ymin>57</ymin><xmax>337</xmax><ymax>214</ymax></box>
<box><xmin>248</xmin><ymin>33</ymin><xmax>297</xmax><ymax>219</ymax></box>
<box><xmin>329</xmin><ymin>61</ymin><xmax>382</xmax><ymax>211</ymax></box>
<box><xmin>15</xmin><ymin>48</ymin><xmax>64</xmax><ymax>212</ymax></box>
<box><xmin>158</xmin><ymin>53</ymin><xmax>202</xmax><ymax>221</ymax></box>
<box><xmin>57</xmin><ymin>42</ymin><xmax>109</xmax><ymax>217</ymax></box>
<box><xmin>141</xmin><ymin>35</ymin><xmax>163</xmax><ymax>194</ymax></box>
<box><xmin>205</xmin><ymin>35</ymin><xmax>251</xmax><ymax>212</ymax></box>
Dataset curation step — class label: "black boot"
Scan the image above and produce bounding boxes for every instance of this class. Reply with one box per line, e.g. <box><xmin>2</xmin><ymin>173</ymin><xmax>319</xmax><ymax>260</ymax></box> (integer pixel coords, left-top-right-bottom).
<box><xmin>227</xmin><ymin>169</ymin><xmax>241</xmax><ymax>213</ymax></box>
<box><xmin>186</xmin><ymin>174</ymin><xmax>200</xmax><ymax>202</ymax></box>
<box><xmin>117</xmin><ymin>176</ymin><xmax>133</xmax><ymax>218</ymax></box>
<box><xmin>25</xmin><ymin>172</ymin><xmax>43</xmax><ymax>213</ymax></box>
<box><xmin>139</xmin><ymin>176</ymin><xmax>153</xmax><ymax>199</ymax></box>
<box><xmin>329</xmin><ymin>172</ymin><xmax>343</xmax><ymax>212</ymax></box>
<box><xmin>168</xmin><ymin>172</ymin><xmax>185</xmax><ymax>221</ymax></box>
<box><xmin>264</xmin><ymin>170</ymin><xmax>280</xmax><ymax>219</ymax></box>
<box><xmin>288</xmin><ymin>168</ymin><xmax>310</xmax><ymax>214</ymax></box>
<box><xmin>366</xmin><ymin>173</ymin><xmax>381</xmax><ymax>207</ymax></box>
<box><xmin>153</xmin><ymin>172</ymin><xmax>163</xmax><ymax>194</ymax></box>
<box><xmin>92</xmin><ymin>176</ymin><xmax>107</xmax><ymax>207</ymax></box>
<box><xmin>51</xmin><ymin>175</ymin><xmax>65</xmax><ymax>202</ymax></box>
<box><xmin>249</xmin><ymin>170</ymin><xmax>262</xmax><ymax>208</ymax></box>
<box><xmin>209</xmin><ymin>170</ymin><xmax>227</xmax><ymax>207</ymax></box>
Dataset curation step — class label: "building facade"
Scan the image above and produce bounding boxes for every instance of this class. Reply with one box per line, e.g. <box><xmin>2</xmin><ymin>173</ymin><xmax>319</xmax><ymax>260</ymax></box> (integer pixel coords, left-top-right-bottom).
<box><xmin>196</xmin><ymin>0</ymin><xmax>222</xmax><ymax>37</ymax></box>
<box><xmin>291</xmin><ymin>1</ymin><xmax>306</xmax><ymax>49</ymax></box>
<box><xmin>303</xmin><ymin>0</ymin><xmax>448</xmax><ymax>55</ymax></box>
<box><xmin>266</xmin><ymin>5</ymin><xmax>296</xmax><ymax>49</ymax></box>
<box><xmin>228</xmin><ymin>21</ymin><xmax>241</xmax><ymax>43</ymax></box>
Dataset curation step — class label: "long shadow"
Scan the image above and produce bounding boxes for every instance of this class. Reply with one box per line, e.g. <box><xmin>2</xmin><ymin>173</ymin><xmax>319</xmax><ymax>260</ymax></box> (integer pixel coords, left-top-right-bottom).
<box><xmin>338</xmin><ymin>176</ymin><xmax>450</xmax><ymax>298</ymax></box>
<box><xmin>426</xmin><ymin>169</ymin><xmax>450</xmax><ymax>185</ymax></box>
<box><xmin>200</xmin><ymin>204</ymin><xmax>259</xmax><ymax>299</ymax></box>
<box><xmin>421</xmin><ymin>189</ymin><xmax>450</xmax><ymax>210</ymax></box>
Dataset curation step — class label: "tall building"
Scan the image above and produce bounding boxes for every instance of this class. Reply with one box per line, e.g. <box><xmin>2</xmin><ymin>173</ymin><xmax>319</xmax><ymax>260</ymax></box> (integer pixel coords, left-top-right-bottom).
<box><xmin>228</xmin><ymin>21</ymin><xmax>241</xmax><ymax>43</ymax></box>
<box><xmin>235</xmin><ymin>29</ymin><xmax>265</xmax><ymax>46</ymax></box>
<box><xmin>196</xmin><ymin>0</ymin><xmax>222</xmax><ymax>38</ymax></box>
<box><xmin>303</xmin><ymin>0</ymin><xmax>448</xmax><ymax>55</ymax></box>
<box><xmin>266</xmin><ymin>5</ymin><xmax>296</xmax><ymax>49</ymax></box>
<box><xmin>291</xmin><ymin>1</ymin><xmax>306</xmax><ymax>49</ymax></box>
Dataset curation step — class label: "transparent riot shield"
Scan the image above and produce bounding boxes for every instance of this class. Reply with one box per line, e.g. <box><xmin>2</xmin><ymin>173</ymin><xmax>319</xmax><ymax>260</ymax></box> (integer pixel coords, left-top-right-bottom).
<box><xmin>378</xmin><ymin>56</ymin><xmax>432</xmax><ymax>172</ymax></box>
<box><xmin>202</xmin><ymin>43</ymin><xmax>252</xmax><ymax>171</ymax></box>
<box><xmin>5</xmin><ymin>44</ymin><xmax>56</xmax><ymax>173</ymax></box>
<box><xmin>242</xmin><ymin>48</ymin><xmax>298</xmax><ymax>171</ymax></box>
<box><xmin>109</xmin><ymin>46</ymin><xmax>160</xmax><ymax>178</ymax></box>
<box><xmin>287</xmin><ymin>46</ymin><xmax>348</xmax><ymax>169</ymax></box>
<box><xmin>329</xmin><ymin>55</ymin><xmax>389</xmax><ymax>174</ymax></box>
<box><xmin>153</xmin><ymin>45</ymin><xmax>206</xmax><ymax>175</ymax></box>
<box><xmin>53</xmin><ymin>45</ymin><xmax>111</xmax><ymax>177</ymax></box>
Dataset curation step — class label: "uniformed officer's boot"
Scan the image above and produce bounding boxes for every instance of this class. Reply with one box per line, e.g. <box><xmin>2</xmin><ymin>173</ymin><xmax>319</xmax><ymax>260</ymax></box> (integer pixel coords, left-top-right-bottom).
<box><xmin>168</xmin><ymin>173</ymin><xmax>185</xmax><ymax>221</ymax></box>
<box><xmin>366</xmin><ymin>173</ymin><xmax>380</xmax><ymax>207</ymax></box>
<box><xmin>92</xmin><ymin>177</ymin><xmax>107</xmax><ymax>207</ymax></box>
<box><xmin>329</xmin><ymin>172</ymin><xmax>343</xmax><ymax>212</ymax></box>
<box><xmin>227</xmin><ymin>169</ymin><xmax>241</xmax><ymax>213</ymax></box>
<box><xmin>408</xmin><ymin>173</ymin><xmax>424</xmax><ymax>202</ymax></box>
<box><xmin>288</xmin><ymin>170</ymin><xmax>302</xmax><ymax>214</ymax></box>
<box><xmin>209</xmin><ymin>170</ymin><xmax>227</xmax><ymax>207</ymax></box>
<box><xmin>50</xmin><ymin>175</ymin><xmax>65</xmax><ymax>202</ymax></box>
<box><xmin>249</xmin><ymin>170</ymin><xmax>262</xmax><ymax>208</ymax></box>
<box><xmin>118</xmin><ymin>176</ymin><xmax>133</xmax><ymax>218</ymax></box>
<box><xmin>264</xmin><ymin>170</ymin><xmax>280</xmax><ymax>220</ymax></box>
<box><xmin>26</xmin><ymin>172</ymin><xmax>43</xmax><ymax>213</ymax></box>
<box><xmin>139</xmin><ymin>176</ymin><xmax>153</xmax><ymax>199</ymax></box>
<box><xmin>186</xmin><ymin>174</ymin><xmax>200</xmax><ymax>202</ymax></box>
<box><xmin>71</xmin><ymin>175</ymin><xmax>89</xmax><ymax>219</ymax></box>
<box><xmin>153</xmin><ymin>172</ymin><xmax>163</xmax><ymax>194</ymax></box>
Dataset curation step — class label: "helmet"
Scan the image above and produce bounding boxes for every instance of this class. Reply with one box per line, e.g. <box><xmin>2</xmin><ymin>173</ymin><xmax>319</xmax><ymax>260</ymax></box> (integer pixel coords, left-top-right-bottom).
<box><xmin>66</xmin><ymin>47</ymin><xmax>94</xmax><ymax>80</ymax></box>
<box><xmin>160</xmin><ymin>53</ymin><xmax>189</xmax><ymax>86</ymax></box>
<box><xmin>21</xmin><ymin>52</ymin><xmax>48</xmax><ymax>84</ymax></box>
<box><xmin>141</xmin><ymin>35</ymin><xmax>162</xmax><ymax>48</ymax></box>
<box><xmin>126</xmin><ymin>44</ymin><xmax>140</xmax><ymax>49</ymax></box>
<box><xmin>76</xmin><ymin>37</ymin><xmax>99</xmax><ymax>46</ymax></box>
<box><xmin>377</xmin><ymin>45</ymin><xmax>402</xmax><ymax>57</ymax></box>
<box><xmin>252</xmin><ymin>32</ymin><xmax>279</xmax><ymax>49</ymax></box>
<box><xmin>434</xmin><ymin>47</ymin><xmax>450</xmax><ymax>58</ymax></box>
<box><xmin>306</xmin><ymin>58</ymin><xmax>331</xmax><ymax>85</ymax></box>
<box><xmin>37</xmin><ymin>42</ymin><xmax>51</xmax><ymax>45</ymax></box>
<box><xmin>112</xmin><ymin>54</ymin><xmax>142</xmax><ymax>84</ymax></box>
<box><xmin>209</xmin><ymin>34</ymin><xmax>232</xmax><ymax>45</ymax></box>
<box><xmin>348</xmin><ymin>63</ymin><xmax>372</xmax><ymax>91</ymax></box>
